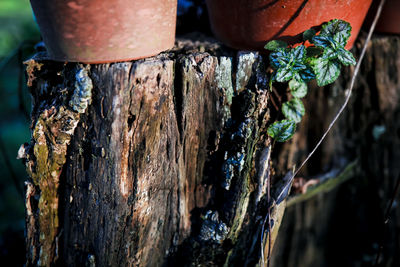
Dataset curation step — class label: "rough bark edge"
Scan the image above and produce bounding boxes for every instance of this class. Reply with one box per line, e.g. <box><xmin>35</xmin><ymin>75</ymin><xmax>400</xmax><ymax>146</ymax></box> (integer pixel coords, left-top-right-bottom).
<box><xmin>22</xmin><ymin>59</ymin><xmax>92</xmax><ymax>266</ymax></box>
<box><xmin>22</xmin><ymin>41</ymin><xmax>296</xmax><ymax>267</ymax></box>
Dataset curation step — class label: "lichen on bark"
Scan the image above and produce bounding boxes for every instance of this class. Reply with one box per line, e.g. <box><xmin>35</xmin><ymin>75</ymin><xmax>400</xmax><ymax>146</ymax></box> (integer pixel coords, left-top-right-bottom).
<box><xmin>23</xmin><ymin>40</ymin><xmax>288</xmax><ymax>267</ymax></box>
<box><xmin>23</xmin><ymin>59</ymin><xmax>92</xmax><ymax>266</ymax></box>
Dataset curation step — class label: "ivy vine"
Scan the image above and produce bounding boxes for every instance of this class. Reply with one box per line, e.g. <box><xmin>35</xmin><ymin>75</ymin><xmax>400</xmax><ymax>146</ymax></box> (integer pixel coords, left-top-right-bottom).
<box><xmin>265</xmin><ymin>19</ymin><xmax>356</xmax><ymax>142</ymax></box>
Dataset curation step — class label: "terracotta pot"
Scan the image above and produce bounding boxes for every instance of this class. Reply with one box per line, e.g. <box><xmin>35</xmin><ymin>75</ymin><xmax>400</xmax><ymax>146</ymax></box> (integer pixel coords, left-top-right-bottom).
<box><xmin>364</xmin><ymin>0</ymin><xmax>400</xmax><ymax>34</ymax></box>
<box><xmin>30</xmin><ymin>0</ymin><xmax>177</xmax><ymax>63</ymax></box>
<box><xmin>205</xmin><ymin>0</ymin><xmax>373</xmax><ymax>50</ymax></box>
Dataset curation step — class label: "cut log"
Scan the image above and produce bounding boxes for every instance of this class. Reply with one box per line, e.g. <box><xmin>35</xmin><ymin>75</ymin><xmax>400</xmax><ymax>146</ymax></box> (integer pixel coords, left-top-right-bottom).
<box><xmin>22</xmin><ymin>34</ymin><xmax>400</xmax><ymax>267</ymax></box>
<box><xmin>22</xmin><ymin>37</ymin><xmax>277</xmax><ymax>267</ymax></box>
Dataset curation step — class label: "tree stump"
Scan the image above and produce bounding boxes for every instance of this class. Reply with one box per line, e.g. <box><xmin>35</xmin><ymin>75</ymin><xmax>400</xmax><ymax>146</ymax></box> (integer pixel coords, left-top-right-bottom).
<box><xmin>21</xmin><ymin>34</ymin><xmax>400</xmax><ymax>267</ymax></box>
<box><xmin>22</xmin><ymin>37</ymin><xmax>276</xmax><ymax>267</ymax></box>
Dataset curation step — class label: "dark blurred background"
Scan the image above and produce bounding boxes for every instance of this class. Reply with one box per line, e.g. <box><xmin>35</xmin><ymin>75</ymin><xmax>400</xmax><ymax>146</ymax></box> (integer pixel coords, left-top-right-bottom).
<box><xmin>0</xmin><ymin>0</ymin><xmax>40</xmax><ymax>265</ymax></box>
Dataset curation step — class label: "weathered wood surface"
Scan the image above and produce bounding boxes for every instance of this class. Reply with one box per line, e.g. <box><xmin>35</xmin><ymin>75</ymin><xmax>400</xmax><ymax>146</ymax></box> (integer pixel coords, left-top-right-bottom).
<box><xmin>22</xmin><ymin>37</ymin><xmax>277</xmax><ymax>267</ymax></box>
<box><xmin>22</xmin><ymin>34</ymin><xmax>400</xmax><ymax>267</ymax></box>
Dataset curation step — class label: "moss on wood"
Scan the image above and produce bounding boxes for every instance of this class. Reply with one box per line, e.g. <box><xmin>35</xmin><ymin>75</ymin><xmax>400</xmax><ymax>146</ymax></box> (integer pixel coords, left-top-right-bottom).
<box><xmin>23</xmin><ymin>61</ymin><xmax>92</xmax><ymax>266</ymax></box>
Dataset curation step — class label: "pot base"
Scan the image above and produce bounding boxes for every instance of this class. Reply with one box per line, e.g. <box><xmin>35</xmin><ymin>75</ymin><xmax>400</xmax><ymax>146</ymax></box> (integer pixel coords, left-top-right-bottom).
<box><xmin>31</xmin><ymin>0</ymin><xmax>177</xmax><ymax>63</ymax></box>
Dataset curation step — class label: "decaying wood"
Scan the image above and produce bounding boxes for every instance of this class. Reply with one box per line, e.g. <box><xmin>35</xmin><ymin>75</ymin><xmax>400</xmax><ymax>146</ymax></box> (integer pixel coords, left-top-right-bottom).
<box><xmin>22</xmin><ymin>34</ymin><xmax>400</xmax><ymax>267</ymax></box>
<box><xmin>22</xmin><ymin>61</ymin><xmax>93</xmax><ymax>266</ymax></box>
<box><xmin>21</xmin><ymin>37</ymin><xmax>288</xmax><ymax>267</ymax></box>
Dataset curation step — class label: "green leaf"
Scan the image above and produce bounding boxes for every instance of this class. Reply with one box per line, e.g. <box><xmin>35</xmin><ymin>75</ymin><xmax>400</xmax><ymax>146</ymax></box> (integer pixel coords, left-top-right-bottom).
<box><xmin>271</xmin><ymin>45</ymin><xmax>309</xmax><ymax>82</ymax></box>
<box><xmin>333</xmin><ymin>32</ymin><xmax>347</xmax><ymax>47</ymax></box>
<box><xmin>313</xmin><ymin>58</ymin><xmax>341</xmax><ymax>86</ymax></box>
<box><xmin>293</xmin><ymin>62</ymin><xmax>307</xmax><ymax>71</ymax></box>
<box><xmin>264</xmin><ymin>40</ymin><xmax>288</xmax><ymax>51</ymax></box>
<box><xmin>337</xmin><ymin>48</ymin><xmax>356</xmax><ymax>66</ymax></box>
<box><xmin>312</xmin><ymin>35</ymin><xmax>334</xmax><ymax>48</ymax></box>
<box><xmin>269</xmin><ymin>74</ymin><xmax>274</xmax><ymax>91</ymax></box>
<box><xmin>291</xmin><ymin>45</ymin><xmax>306</xmax><ymax>61</ymax></box>
<box><xmin>321</xmin><ymin>19</ymin><xmax>351</xmax><ymax>44</ymax></box>
<box><xmin>307</xmin><ymin>57</ymin><xmax>319</xmax><ymax>68</ymax></box>
<box><xmin>275</xmin><ymin>65</ymin><xmax>294</xmax><ymax>82</ymax></box>
<box><xmin>299</xmin><ymin>68</ymin><xmax>316</xmax><ymax>82</ymax></box>
<box><xmin>277</xmin><ymin>54</ymin><xmax>290</xmax><ymax>66</ymax></box>
<box><xmin>322</xmin><ymin>47</ymin><xmax>339</xmax><ymax>60</ymax></box>
<box><xmin>303</xmin><ymin>28</ymin><xmax>316</xmax><ymax>42</ymax></box>
<box><xmin>282</xmin><ymin>98</ymin><xmax>305</xmax><ymax>123</ymax></box>
<box><xmin>267</xmin><ymin>120</ymin><xmax>296</xmax><ymax>142</ymax></box>
<box><xmin>269</xmin><ymin>49</ymin><xmax>288</xmax><ymax>68</ymax></box>
<box><xmin>289</xmin><ymin>79</ymin><xmax>308</xmax><ymax>98</ymax></box>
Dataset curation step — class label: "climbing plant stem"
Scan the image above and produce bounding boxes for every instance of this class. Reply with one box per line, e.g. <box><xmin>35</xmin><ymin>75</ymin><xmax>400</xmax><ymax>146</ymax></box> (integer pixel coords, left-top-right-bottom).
<box><xmin>292</xmin><ymin>0</ymin><xmax>387</xmax><ymax>179</ymax></box>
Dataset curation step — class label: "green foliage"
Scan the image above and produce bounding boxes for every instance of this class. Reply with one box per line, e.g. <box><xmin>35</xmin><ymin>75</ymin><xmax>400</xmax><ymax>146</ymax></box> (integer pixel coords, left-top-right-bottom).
<box><xmin>267</xmin><ymin>120</ymin><xmax>296</xmax><ymax>142</ymax></box>
<box><xmin>303</xmin><ymin>28</ymin><xmax>316</xmax><ymax>42</ymax></box>
<box><xmin>288</xmin><ymin>79</ymin><xmax>307</xmax><ymax>98</ymax></box>
<box><xmin>264</xmin><ymin>40</ymin><xmax>288</xmax><ymax>51</ymax></box>
<box><xmin>266</xmin><ymin>19</ymin><xmax>356</xmax><ymax>142</ymax></box>
<box><xmin>282</xmin><ymin>98</ymin><xmax>305</xmax><ymax>123</ymax></box>
<box><xmin>312</xmin><ymin>58</ymin><xmax>341</xmax><ymax>86</ymax></box>
<box><xmin>320</xmin><ymin>19</ymin><xmax>352</xmax><ymax>43</ymax></box>
<box><xmin>309</xmin><ymin>20</ymin><xmax>355</xmax><ymax>86</ymax></box>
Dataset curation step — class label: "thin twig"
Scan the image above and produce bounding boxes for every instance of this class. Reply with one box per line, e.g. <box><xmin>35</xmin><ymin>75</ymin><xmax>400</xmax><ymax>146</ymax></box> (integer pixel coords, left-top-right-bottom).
<box><xmin>266</xmin><ymin>205</ymin><xmax>272</xmax><ymax>267</ymax></box>
<box><xmin>374</xmin><ymin>172</ymin><xmax>400</xmax><ymax>265</ymax></box>
<box><xmin>270</xmin><ymin>94</ymin><xmax>280</xmax><ymax>112</ymax></box>
<box><xmin>260</xmin><ymin>212</ymin><xmax>268</xmax><ymax>267</ymax></box>
<box><xmin>261</xmin><ymin>0</ymin><xmax>386</xmax><ymax>264</ymax></box>
<box><xmin>383</xmin><ymin>174</ymin><xmax>400</xmax><ymax>224</ymax></box>
<box><xmin>292</xmin><ymin>0</ymin><xmax>387</xmax><ymax>179</ymax></box>
<box><xmin>272</xmin><ymin>87</ymin><xmax>282</xmax><ymax>103</ymax></box>
<box><xmin>261</xmin><ymin>141</ymin><xmax>273</xmax><ymax>267</ymax></box>
<box><xmin>260</xmin><ymin>174</ymin><xmax>270</xmax><ymax>267</ymax></box>
<box><xmin>266</xmin><ymin>141</ymin><xmax>275</xmax><ymax>267</ymax></box>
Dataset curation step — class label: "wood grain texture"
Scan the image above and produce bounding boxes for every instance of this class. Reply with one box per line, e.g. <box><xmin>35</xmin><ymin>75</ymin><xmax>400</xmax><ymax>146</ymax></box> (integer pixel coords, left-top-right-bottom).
<box><xmin>23</xmin><ymin>38</ymin><xmax>276</xmax><ymax>267</ymax></box>
<box><xmin>23</xmin><ymin>35</ymin><xmax>400</xmax><ymax>267</ymax></box>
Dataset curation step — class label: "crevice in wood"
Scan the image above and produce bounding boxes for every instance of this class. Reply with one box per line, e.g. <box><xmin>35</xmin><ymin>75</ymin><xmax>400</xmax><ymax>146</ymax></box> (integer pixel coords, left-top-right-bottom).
<box><xmin>172</xmin><ymin>60</ymin><xmax>184</xmax><ymax>141</ymax></box>
<box><xmin>22</xmin><ymin>35</ymin><xmax>400</xmax><ymax>267</ymax></box>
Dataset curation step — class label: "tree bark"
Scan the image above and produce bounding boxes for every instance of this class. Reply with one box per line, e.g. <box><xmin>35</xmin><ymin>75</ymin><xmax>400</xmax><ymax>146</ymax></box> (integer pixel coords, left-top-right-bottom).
<box><xmin>22</xmin><ymin>34</ymin><xmax>400</xmax><ymax>267</ymax></box>
<box><xmin>23</xmin><ymin>37</ymin><xmax>276</xmax><ymax>267</ymax></box>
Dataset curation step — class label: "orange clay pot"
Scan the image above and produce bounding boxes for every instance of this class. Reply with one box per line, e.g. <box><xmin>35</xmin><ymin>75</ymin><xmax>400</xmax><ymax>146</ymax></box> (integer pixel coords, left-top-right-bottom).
<box><xmin>205</xmin><ymin>0</ymin><xmax>373</xmax><ymax>50</ymax></box>
<box><xmin>30</xmin><ymin>0</ymin><xmax>177</xmax><ymax>63</ymax></box>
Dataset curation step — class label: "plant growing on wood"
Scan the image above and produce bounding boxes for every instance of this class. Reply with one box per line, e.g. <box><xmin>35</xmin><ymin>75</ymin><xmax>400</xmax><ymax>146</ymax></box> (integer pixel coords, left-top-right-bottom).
<box><xmin>266</xmin><ymin>19</ymin><xmax>356</xmax><ymax>142</ymax></box>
